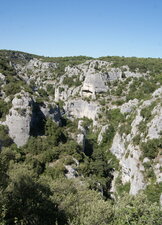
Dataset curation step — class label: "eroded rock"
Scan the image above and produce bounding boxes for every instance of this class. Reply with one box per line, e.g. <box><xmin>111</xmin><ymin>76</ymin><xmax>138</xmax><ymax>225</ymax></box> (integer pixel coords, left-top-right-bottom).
<box><xmin>5</xmin><ymin>91</ymin><xmax>32</xmax><ymax>147</ymax></box>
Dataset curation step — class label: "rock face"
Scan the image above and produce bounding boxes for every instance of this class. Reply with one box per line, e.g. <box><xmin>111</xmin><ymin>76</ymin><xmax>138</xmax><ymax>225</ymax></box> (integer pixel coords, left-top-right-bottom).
<box><xmin>25</xmin><ymin>58</ymin><xmax>57</xmax><ymax>70</ymax></box>
<box><xmin>147</xmin><ymin>104</ymin><xmax>162</xmax><ymax>139</ymax></box>
<box><xmin>154</xmin><ymin>158</ymin><xmax>162</xmax><ymax>183</ymax></box>
<box><xmin>65</xmin><ymin>99</ymin><xmax>100</xmax><ymax>122</ymax></box>
<box><xmin>1</xmin><ymin>52</ymin><xmax>162</xmax><ymax>200</ymax></box>
<box><xmin>97</xmin><ymin>125</ymin><xmax>109</xmax><ymax>144</ymax></box>
<box><xmin>81</xmin><ymin>73</ymin><xmax>108</xmax><ymax>97</ymax></box>
<box><xmin>40</xmin><ymin>103</ymin><xmax>61</xmax><ymax>124</ymax></box>
<box><xmin>5</xmin><ymin>92</ymin><xmax>32</xmax><ymax>147</ymax></box>
<box><xmin>110</xmin><ymin>133</ymin><xmax>146</xmax><ymax>195</ymax></box>
<box><xmin>120</xmin><ymin>99</ymin><xmax>138</xmax><ymax>114</ymax></box>
<box><xmin>76</xmin><ymin>120</ymin><xmax>86</xmax><ymax>151</ymax></box>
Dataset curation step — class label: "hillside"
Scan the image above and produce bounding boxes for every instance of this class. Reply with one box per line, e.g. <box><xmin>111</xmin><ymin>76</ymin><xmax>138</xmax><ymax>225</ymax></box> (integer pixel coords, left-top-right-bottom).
<box><xmin>0</xmin><ymin>50</ymin><xmax>162</xmax><ymax>224</ymax></box>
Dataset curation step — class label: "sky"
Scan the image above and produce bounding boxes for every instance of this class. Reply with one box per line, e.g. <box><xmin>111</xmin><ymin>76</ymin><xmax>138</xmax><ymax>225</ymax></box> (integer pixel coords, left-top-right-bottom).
<box><xmin>0</xmin><ymin>0</ymin><xmax>162</xmax><ymax>58</ymax></box>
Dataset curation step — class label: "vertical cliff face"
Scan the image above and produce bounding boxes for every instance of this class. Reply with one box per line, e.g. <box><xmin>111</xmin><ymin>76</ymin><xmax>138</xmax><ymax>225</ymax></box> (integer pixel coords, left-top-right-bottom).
<box><xmin>5</xmin><ymin>92</ymin><xmax>32</xmax><ymax>147</ymax></box>
<box><xmin>0</xmin><ymin>51</ymin><xmax>162</xmax><ymax>202</ymax></box>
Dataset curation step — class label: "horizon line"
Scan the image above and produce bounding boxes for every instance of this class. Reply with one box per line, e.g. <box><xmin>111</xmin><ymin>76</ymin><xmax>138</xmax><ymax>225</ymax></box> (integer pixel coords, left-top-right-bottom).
<box><xmin>0</xmin><ymin>48</ymin><xmax>162</xmax><ymax>60</ymax></box>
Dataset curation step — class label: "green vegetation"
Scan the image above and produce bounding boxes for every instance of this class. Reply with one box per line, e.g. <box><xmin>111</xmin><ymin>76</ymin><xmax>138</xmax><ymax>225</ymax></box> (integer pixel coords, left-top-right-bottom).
<box><xmin>126</xmin><ymin>77</ymin><xmax>158</xmax><ymax>101</ymax></box>
<box><xmin>141</xmin><ymin>138</ymin><xmax>162</xmax><ymax>159</ymax></box>
<box><xmin>140</xmin><ymin>102</ymin><xmax>156</xmax><ymax>120</ymax></box>
<box><xmin>106</xmin><ymin>108</ymin><xmax>125</xmax><ymax>128</ymax></box>
<box><xmin>112</xmin><ymin>193</ymin><xmax>162</xmax><ymax>225</ymax></box>
<box><xmin>99</xmin><ymin>55</ymin><xmax>162</xmax><ymax>73</ymax></box>
<box><xmin>144</xmin><ymin>182</ymin><xmax>162</xmax><ymax>203</ymax></box>
<box><xmin>46</xmin><ymin>84</ymin><xmax>55</xmax><ymax>96</ymax></box>
<box><xmin>0</xmin><ymin>100</ymin><xmax>11</xmax><ymax>120</ymax></box>
<box><xmin>63</xmin><ymin>75</ymin><xmax>81</xmax><ymax>87</ymax></box>
<box><xmin>0</xmin><ymin>53</ymin><xmax>32</xmax><ymax>97</ymax></box>
<box><xmin>115</xmin><ymin>176</ymin><xmax>130</xmax><ymax>195</ymax></box>
<box><xmin>137</xmin><ymin>102</ymin><xmax>156</xmax><ymax>135</ymax></box>
<box><xmin>43</xmin><ymin>55</ymin><xmax>93</xmax><ymax>77</ymax></box>
<box><xmin>0</xmin><ymin>125</ymin><xmax>13</xmax><ymax>147</ymax></box>
<box><xmin>41</xmin><ymin>55</ymin><xmax>93</xmax><ymax>65</ymax></box>
<box><xmin>0</xmin><ymin>50</ymin><xmax>162</xmax><ymax>224</ymax></box>
<box><xmin>119</xmin><ymin>112</ymin><xmax>136</xmax><ymax>136</ymax></box>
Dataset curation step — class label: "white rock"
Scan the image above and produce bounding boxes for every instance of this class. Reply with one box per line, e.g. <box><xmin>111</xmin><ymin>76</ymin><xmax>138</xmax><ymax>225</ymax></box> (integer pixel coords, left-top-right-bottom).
<box><xmin>5</xmin><ymin>92</ymin><xmax>32</xmax><ymax>147</ymax></box>
<box><xmin>82</xmin><ymin>73</ymin><xmax>108</xmax><ymax>96</ymax></box>
<box><xmin>65</xmin><ymin>99</ymin><xmax>100</xmax><ymax>122</ymax></box>
<box><xmin>147</xmin><ymin>104</ymin><xmax>162</xmax><ymax>139</ymax></box>
<box><xmin>120</xmin><ymin>99</ymin><xmax>138</xmax><ymax>114</ymax></box>
<box><xmin>152</xmin><ymin>86</ymin><xmax>162</xmax><ymax>97</ymax></box>
<box><xmin>110</xmin><ymin>133</ymin><xmax>146</xmax><ymax>195</ymax></box>
<box><xmin>154</xmin><ymin>158</ymin><xmax>162</xmax><ymax>183</ymax></box>
<box><xmin>40</xmin><ymin>103</ymin><xmax>61</xmax><ymax>124</ymax></box>
<box><xmin>65</xmin><ymin>165</ymin><xmax>78</xmax><ymax>179</ymax></box>
<box><xmin>143</xmin><ymin>157</ymin><xmax>150</xmax><ymax>163</ymax></box>
<box><xmin>77</xmin><ymin>133</ymin><xmax>85</xmax><ymax>151</ymax></box>
<box><xmin>0</xmin><ymin>73</ymin><xmax>5</xmax><ymax>81</ymax></box>
<box><xmin>97</xmin><ymin>124</ymin><xmax>109</xmax><ymax>144</ymax></box>
<box><xmin>131</xmin><ymin>110</ymin><xmax>143</xmax><ymax>137</ymax></box>
<box><xmin>110</xmin><ymin>133</ymin><xmax>126</xmax><ymax>159</ymax></box>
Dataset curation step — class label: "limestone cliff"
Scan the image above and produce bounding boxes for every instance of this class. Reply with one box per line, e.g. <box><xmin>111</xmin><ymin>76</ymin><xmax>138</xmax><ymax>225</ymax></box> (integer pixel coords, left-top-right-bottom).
<box><xmin>0</xmin><ymin>51</ymin><xmax>161</xmax><ymax>203</ymax></box>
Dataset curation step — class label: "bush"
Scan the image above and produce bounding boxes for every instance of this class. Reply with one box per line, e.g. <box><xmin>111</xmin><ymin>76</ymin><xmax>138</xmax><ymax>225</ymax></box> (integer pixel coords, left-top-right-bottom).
<box><xmin>0</xmin><ymin>100</ymin><xmax>11</xmax><ymax>119</ymax></box>
<box><xmin>2</xmin><ymin>175</ymin><xmax>60</xmax><ymax>225</ymax></box>
<box><xmin>63</xmin><ymin>75</ymin><xmax>81</xmax><ymax>87</ymax></box>
<box><xmin>144</xmin><ymin>182</ymin><xmax>162</xmax><ymax>203</ymax></box>
<box><xmin>141</xmin><ymin>138</ymin><xmax>162</xmax><ymax>159</ymax></box>
<box><xmin>112</xmin><ymin>193</ymin><xmax>162</xmax><ymax>225</ymax></box>
<box><xmin>0</xmin><ymin>125</ymin><xmax>13</xmax><ymax>147</ymax></box>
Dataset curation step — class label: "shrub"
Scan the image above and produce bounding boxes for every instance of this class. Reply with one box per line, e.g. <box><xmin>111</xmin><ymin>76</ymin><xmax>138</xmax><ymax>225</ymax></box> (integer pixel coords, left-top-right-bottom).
<box><xmin>144</xmin><ymin>182</ymin><xmax>162</xmax><ymax>203</ymax></box>
<box><xmin>0</xmin><ymin>125</ymin><xmax>13</xmax><ymax>147</ymax></box>
<box><xmin>141</xmin><ymin>138</ymin><xmax>162</xmax><ymax>159</ymax></box>
<box><xmin>113</xmin><ymin>193</ymin><xmax>162</xmax><ymax>225</ymax></box>
<box><xmin>0</xmin><ymin>100</ymin><xmax>11</xmax><ymax>119</ymax></box>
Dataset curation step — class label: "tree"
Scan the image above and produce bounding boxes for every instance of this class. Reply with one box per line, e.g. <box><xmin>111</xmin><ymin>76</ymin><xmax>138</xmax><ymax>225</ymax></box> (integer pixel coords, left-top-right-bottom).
<box><xmin>112</xmin><ymin>193</ymin><xmax>162</xmax><ymax>225</ymax></box>
<box><xmin>2</xmin><ymin>175</ymin><xmax>61</xmax><ymax>225</ymax></box>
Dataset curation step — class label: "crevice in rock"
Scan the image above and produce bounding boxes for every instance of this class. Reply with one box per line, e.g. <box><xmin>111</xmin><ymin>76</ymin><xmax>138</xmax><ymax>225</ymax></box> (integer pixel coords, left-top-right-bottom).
<box><xmin>30</xmin><ymin>102</ymin><xmax>46</xmax><ymax>136</ymax></box>
<box><xmin>82</xmin><ymin>89</ymin><xmax>93</xmax><ymax>94</ymax></box>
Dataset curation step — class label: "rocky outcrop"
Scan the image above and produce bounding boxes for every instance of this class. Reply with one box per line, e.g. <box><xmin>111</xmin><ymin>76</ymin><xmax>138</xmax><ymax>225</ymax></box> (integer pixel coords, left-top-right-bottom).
<box><xmin>65</xmin><ymin>99</ymin><xmax>100</xmax><ymax>123</ymax></box>
<box><xmin>97</xmin><ymin>125</ymin><xmax>109</xmax><ymax>144</ymax></box>
<box><xmin>65</xmin><ymin>165</ymin><xmax>78</xmax><ymax>179</ymax></box>
<box><xmin>54</xmin><ymin>86</ymin><xmax>80</xmax><ymax>102</ymax></box>
<box><xmin>40</xmin><ymin>102</ymin><xmax>61</xmax><ymax>124</ymax></box>
<box><xmin>0</xmin><ymin>73</ymin><xmax>5</xmax><ymax>82</ymax></box>
<box><xmin>147</xmin><ymin>104</ymin><xmax>162</xmax><ymax>140</ymax></box>
<box><xmin>154</xmin><ymin>158</ymin><xmax>162</xmax><ymax>183</ymax></box>
<box><xmin>1</xmin><ymin>51</ymin><xmax>161</xmax><ymax>200</ymax></box>
<box><xmin>120</xmin><ymin>99</ymin><xmax>138</xmax><ymax>114</ymax></box>
<box><xmin>5</xmin><ymin>91</ymin><xmax>32</xmax><ymax>147</ymax></box>
<box><xmin>81</xmin><ymin>73</ymin><xmax>108</xmax><ymax>97</ymax></box>
<box><xmin>110</xmin><ymin>132</ymin><xmax>146</xmax><ymax>195</ymax></box>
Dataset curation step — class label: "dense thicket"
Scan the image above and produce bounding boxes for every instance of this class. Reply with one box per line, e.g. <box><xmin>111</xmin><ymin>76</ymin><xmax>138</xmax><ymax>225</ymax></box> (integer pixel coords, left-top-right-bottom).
<box><xmin>0</xmin><ymin>117</ymin><xmax>161</xmax><ymax>224</ymax></box>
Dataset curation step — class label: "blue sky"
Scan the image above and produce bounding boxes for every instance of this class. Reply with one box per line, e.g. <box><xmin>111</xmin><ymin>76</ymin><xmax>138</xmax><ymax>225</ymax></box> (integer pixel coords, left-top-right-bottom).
<box><xmin>0</xmin><ymin>0</ymin><xmax>162</xmax><ymax>58</ymax></box>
